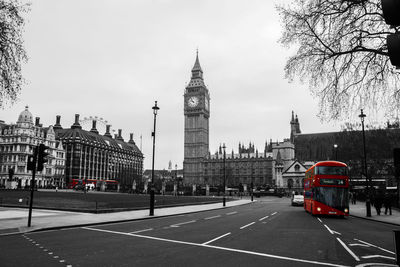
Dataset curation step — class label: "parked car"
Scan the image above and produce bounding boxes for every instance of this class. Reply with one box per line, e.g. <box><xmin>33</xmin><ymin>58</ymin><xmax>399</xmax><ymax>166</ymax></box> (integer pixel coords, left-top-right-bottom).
<box><xmin>291</xmin><ymin>195</ymin><xmax>304</xmax><ymax>206</ymax></box>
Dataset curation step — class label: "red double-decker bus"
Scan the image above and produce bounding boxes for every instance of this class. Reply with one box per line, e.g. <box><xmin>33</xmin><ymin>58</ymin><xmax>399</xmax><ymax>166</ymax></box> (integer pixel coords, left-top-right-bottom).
<box><xmin>304</xmin><ymin>161</ymin><xmax>349</xmax><ymax>216</ymax></box>
<box><xmin>67</xmin><ymin>179</ymin><xmax>119</xmax><ymax>191</ymax></box>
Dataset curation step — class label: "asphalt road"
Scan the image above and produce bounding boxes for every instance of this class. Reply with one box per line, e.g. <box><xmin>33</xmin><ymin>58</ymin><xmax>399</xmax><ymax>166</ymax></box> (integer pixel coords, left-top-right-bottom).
<box><xmin>0</xmin><ymin>197</ymin><xmax>398</xmax><ymax>267</ymax></box>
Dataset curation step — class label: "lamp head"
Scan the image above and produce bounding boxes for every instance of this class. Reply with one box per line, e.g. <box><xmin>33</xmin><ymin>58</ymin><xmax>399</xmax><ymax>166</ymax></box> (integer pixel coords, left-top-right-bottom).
<box><xmin>358</xmin><ymin>109</ymin><xmax>366</xmax><ymax>121</ymax></box>
<box><xmin>152</xmin><ymin>101</ymin><xmax>160</xmax><ymax>115</ymax></box>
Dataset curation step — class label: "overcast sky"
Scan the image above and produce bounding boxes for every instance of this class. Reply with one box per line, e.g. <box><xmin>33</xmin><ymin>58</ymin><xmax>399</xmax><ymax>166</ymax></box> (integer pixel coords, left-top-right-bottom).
<box><xmin>1</xmin><ymin>0</ymin><xmax>352</xmax><ymax>170</ymax></box>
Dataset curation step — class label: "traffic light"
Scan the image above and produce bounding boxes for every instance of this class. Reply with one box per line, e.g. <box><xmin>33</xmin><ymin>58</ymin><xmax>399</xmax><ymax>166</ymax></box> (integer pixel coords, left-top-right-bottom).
<box><xmin>37</xmin><ymin>144</ymin><xmax>50</xmax><ymax>172</ymax></box>
<box><xmin>382</xmin><ymin>0</ymin><xmax>400</xmax><ymax>67</ymax></box>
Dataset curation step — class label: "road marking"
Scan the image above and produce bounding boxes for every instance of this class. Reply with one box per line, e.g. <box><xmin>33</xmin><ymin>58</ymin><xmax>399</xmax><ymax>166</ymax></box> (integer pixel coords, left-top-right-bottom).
<box><xmin>317</xmin><ymin>218</ymin><xmax>322</xmax><ymax>223</ymax></box>
<box><xmin>361</xmin><ymin>255</ymin><xmax>395</xmax><ymax>260</ymax></box>
<box><xmin>240</xmin><ymin>222</ymin><xmax>255</xmax><ymax>230</ymax></box>
<box><xmin>129</xmin><ymin>228</ymin><xmax>153</xmax><ymax>234</ymax></box>
<box><xmin>170</xmin><ymin>220</ymin><xmax>196</xmax><ymax>227</ymax></box>
<box><xmin>324</xmin><ymin>224</ymin><xmax>334</xmax><ymax>235</ymax></box>
<box><xmin>205</xmin><ymin>215</ymin><xmax>221</xmax><ymax>220</ymax></box>
<box><xmin>354</xmin><ymin>238</ymin><xmax>395</xmax><ymax>255</ymax></box>
<box><xmin>226</xmin><ymin>211</ymin><xmax>237</xmax><ymax>215</ymax></box>
<box><xmin>349</xmin><ymin>244</ymin><xmax>370</xmax><ymax>247</ymax></box>
<box><xmin>355</xmin><ymin>264</ymin><xmax>398</xmax><ymax>267</ymax></box>
<box><xmin>271</xmin><ymin>212</ymin><xmax>277</xmax><ymax>216</ymax></box>
<box><xmin>336</xmin><ymin>237</ymin><xmax>360</xmax><ymax>261</ymax></box>
<box><xmin>82</xmin><ymin>227</ymin><xmax>349</xmax><ymax>267</ymax></box>
<box><xmin>259</xmin><ymin>215</ymin><xmax>269</xmax><ymax>221</ymax></box>
<box><xmin>202</xmin><ymin>232</ymin><xmax>231</xmax><ymax>245</ymax></box>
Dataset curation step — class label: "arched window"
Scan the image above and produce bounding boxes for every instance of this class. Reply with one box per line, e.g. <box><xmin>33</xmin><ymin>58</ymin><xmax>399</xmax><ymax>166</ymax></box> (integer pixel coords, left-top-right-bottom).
<box><xmin>294</xmin><ymin>164</ymin><xmax>300</xmax><ymax>172</ymax></box>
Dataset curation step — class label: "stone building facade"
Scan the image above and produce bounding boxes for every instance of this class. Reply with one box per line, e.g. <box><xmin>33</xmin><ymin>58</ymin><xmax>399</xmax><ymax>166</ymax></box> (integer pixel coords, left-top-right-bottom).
<box><xmin>0</xmin><ymin>106</ymin><xmax>66</xmax><ymax>188</ymax></box>
<box><xmin>203</xmin><ymin>143</ymin><xmax>274</xmax><ymax>190</ymax></box>
<box><xmin>53</xmin><ymin>114</ymin><xmax>143</xmax><ymax>191</ymax></box>
<box><xmin>183</xmin><ymin>52</ymin><xmax>210</xmax><ymax>185</ymax></box>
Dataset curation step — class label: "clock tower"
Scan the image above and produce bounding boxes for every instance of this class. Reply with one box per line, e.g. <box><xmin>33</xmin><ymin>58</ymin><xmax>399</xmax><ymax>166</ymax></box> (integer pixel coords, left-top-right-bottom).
<box><xmin>183</xmin><ymin>52</ymin><xmax>210</xmax><ymax>185</ymax></box>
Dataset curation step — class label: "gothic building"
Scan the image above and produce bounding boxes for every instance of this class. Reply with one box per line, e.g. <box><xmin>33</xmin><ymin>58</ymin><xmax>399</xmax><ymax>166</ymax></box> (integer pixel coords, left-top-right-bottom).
<box><xmin>53</xmin><ymin>114</ymin><xmax>143</xmax><ymax>191</ymax></box>
<box><xmin>183</xmin><ymin>52</ymin><xmax>210</xmax><ymax>185</ymax></box>
<box><xmin>203</xmin><ymin>143</ymin><xmax>274</xmax><ymax>190</ymax></box>
<box><xmin>0</xmin><ymin>106</ymin><xmax>66</xmax><ymax>188</ymax></box>
<box><xmin>182</xmin><ymin>53</ymin><xmax>301</xmax><ymax>192</ymax></box>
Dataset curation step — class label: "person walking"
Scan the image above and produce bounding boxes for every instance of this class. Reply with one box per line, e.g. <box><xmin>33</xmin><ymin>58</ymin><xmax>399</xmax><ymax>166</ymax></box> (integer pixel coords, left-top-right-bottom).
<box><xmin>384</xmin><ymin>192</ymin><xmax>393</xmax><ymax>215</ymax></box>
<box><xmin>352</xmin><ymin>191</ymin><xmax>357</xmax><ymax>204</ymax></box>
<box><xmin>374</xmin><ymin>191</ymin><xmax>383</xmax><ymax>215</ymax></box>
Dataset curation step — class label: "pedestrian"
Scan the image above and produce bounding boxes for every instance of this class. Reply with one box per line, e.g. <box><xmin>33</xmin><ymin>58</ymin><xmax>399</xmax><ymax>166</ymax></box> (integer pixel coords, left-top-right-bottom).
<box><xmin>352</xmin><ymin>192</ymin><xmax>357</xmax><ymax>204</ymax></box>
<box><xmin>349</xmin><ymin>191</ymin><xmax>353</xmax><ymax>204</ymax></box>
<box><xmin>374</xmin><ymin>192</ymin><xmax>383</xmax><ymax>215</ymax></box>
<box><xmin>384</xmin><ymin>192</ymin><xmax>393</xmax><ymax>215</ymax></box>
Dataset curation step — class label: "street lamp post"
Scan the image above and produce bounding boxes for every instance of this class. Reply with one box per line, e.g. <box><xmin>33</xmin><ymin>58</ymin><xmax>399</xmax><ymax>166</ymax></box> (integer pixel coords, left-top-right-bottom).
<box><xmin>149</xmin><ymin>101</ymin><xmax>159</xmax><ymax>216</ymax></box>
<box><xmin>334</xmin><ymin>144</ymin><xmax>338</xmax><ymax>161</ymax></box>
<box><xmin>175</xmin><ymin>164</ymin><xmax>178</xmax><ymax>196</ymax></box>
<box><xmin>359</xmin><ymin>109</ymin><xmax>371</xmax><ymax>217</ymax></box>
<box><xmin>251</xmin><ymin>163</ymin><xmax>254</xmax><ymax>202</ymax></box>
<box><xmin>223</xmin><ymin>143</ymin><xmax>226</xmax><ymax>207</ymax></box>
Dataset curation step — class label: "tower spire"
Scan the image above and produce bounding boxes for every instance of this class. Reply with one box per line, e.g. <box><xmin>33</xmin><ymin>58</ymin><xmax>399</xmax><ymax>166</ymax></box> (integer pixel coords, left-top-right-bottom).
<box><xmin>191</xmin><ymin>50</ymin><xmax>203</xmax><ymax>79</ymax></box>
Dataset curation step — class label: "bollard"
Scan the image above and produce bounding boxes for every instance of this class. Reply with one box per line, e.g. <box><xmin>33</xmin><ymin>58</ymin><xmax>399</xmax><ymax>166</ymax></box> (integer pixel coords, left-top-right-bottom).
<box><xmin>395</xmin><ymin>230</ymin><xmax>400</xmax><ymax>265</ymax></box>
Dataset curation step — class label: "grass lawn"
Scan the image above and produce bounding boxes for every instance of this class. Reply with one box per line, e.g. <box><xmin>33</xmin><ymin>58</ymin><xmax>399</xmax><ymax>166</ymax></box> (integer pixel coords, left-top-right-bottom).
<box><xmin>0</xmin><ymin>189</ymin><xmax>228</xmax><ymax>213</ymax></box>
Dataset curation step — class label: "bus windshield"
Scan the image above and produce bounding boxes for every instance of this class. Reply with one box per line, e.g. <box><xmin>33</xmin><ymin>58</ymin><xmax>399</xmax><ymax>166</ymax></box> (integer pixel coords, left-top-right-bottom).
<box><xmin>316</xmin><ymin>166</ymin><xmax>347</xmax><ymax>176</ymax></box>
<box><xmin>313</xmin><ymin>187</ymin><xmax>349</xmax><ymax>211</ymax></box>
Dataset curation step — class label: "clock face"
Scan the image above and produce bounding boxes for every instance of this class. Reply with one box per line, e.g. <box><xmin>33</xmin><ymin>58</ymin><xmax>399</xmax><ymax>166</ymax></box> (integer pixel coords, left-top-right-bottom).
<box><xmin>188</xmin><ymin>96</ymin><xmax>199</xmax><ymax>108</ymax></box>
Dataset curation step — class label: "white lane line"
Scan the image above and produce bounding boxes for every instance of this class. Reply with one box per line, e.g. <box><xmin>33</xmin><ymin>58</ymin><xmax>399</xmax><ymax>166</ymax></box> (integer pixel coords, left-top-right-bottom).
<box><xmin>82</xmin><ymin>227</ymin><xmax>349</xmax><ymax>267</ymax></box>
<box><xmin>259</xmin><ymin>215</ymin><xmax>269</xmax><ymax>221</ymax></box>
<box><xmin>129</xmin><ymin>228</ymin><xmax>153</xmax><ymax>234</ymax></box>
<box><xmin>226</xmin><ymin>211</ymin><xmax>237</xmax><ymax>215</ymax></box>
<box><xmin>170</xmin><ymin>220</ymin><xmax>196</xmax><ymax>227</ymax></box>
<box><xmin>361</xmin><ymin>255</ymin><xmax>396</xmax><ymax>260</ymax></box>
<box><xmin>324</xmin><ymin>224</ymin><xmax>334</xmax><ymax>235</ymax></box>
<box><xmin>202</xmin><ymin>232</ymin><xmax>231</xmax><ymax>245</ymax></box>
<box><xmin>205</xmin><ymin>215</ymin><xmax>221</xmax><ymax>220</ymax></box>
<box><xmin>336</xmin><ymin>237</ymin><xmax>360</xmax><ymax>262</ymax></box>
<box><xmin>354</xmin><ymin>238</ymin><xmax>395</xmax><ymax>255</ymax></box>
<box><xmin>240</xmin><ymin>222</ymin><xmax>255</xmax><ymax>230</ymax></box>
<box><xmin>348</xmin><ymin>244</ymin><xmax>370</xmax><ymax>247</ymax></box>
<box><xmin>317</xmin><ymin>218</ymin><xmax>322</xmax><ymax>223</ymax></box>
<box><xmin>271</xmin><ymin>212</ymin><xmax>277</xmax><ymax>216</ymax></box>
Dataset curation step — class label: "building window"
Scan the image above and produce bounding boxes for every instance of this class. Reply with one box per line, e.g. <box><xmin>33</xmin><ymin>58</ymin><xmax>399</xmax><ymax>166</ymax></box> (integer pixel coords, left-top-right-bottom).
<box><xmin>294</xmin><ymin>164</ymin><xmax>300</xmax><ymax>172</ymax></box>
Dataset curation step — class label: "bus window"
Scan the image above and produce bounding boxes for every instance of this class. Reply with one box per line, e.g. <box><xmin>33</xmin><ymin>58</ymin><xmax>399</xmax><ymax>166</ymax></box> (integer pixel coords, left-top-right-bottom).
<box><xmin>316</xmin><ymin>166</ymin><xmax>347</xmax><ymax>176</ymax></box>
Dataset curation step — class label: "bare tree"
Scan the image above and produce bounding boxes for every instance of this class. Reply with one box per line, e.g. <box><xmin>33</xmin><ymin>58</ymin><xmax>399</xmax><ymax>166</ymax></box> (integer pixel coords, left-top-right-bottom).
<box><xmin>0</xmin><ymin>0</ymin><xmax>29</xmax><ymax>108</ymax></box>
<box><xmin>277</xmin><ymin>0</ymin><xmax>400</xmax><ymax>121</ymax></box>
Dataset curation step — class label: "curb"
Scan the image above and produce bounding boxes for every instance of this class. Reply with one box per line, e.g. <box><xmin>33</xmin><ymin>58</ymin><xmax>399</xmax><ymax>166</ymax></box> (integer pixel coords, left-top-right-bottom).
<box><xmin>350</xmin><ymin>214</ymin><xmax>400</xmax><ymax>227</ymax></box>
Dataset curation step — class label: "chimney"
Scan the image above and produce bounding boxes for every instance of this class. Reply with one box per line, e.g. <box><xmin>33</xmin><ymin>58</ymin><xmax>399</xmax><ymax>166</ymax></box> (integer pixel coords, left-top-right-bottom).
<box><xmin>53</xmin><ymin>115</ymin><xmax>63</xmax><ymax>130</ymax></box>
<box><xmin>71</xmin><ymin>114</ymin><xmax>82</xmax><ymax>129</ymax></box>
<box><xmin>35</xmin><ymin>117</ymin><xmax>40</xmax><ymax>127</ymax></box>
<box><xmin>129</xmin><ymin>133</ymin><xmax>135</xmax><ymax>145</ymax></box>
<box><xmin>104</xmin><ymin>124</ymin><xmax>112</xmax><ymax>138</ymax></box>
<box><xmin>90</xmin><ymin>120</ymin><xmax>99</xmax><ymax>134</ymax></box>
<box><xmin>116</xmin><ymin>129</ymin><xmax>124</xmax><ymax>141</ymax></box>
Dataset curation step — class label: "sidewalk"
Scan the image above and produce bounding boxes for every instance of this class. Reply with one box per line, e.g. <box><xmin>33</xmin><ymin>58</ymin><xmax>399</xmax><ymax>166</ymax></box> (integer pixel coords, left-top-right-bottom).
<box><xmin>0</xmin><ymin>199</ymin><xmax>252</xmax><ymax>236</ymax></box>
<box><xmin>350</xmin><ymin>201</ymin><xmax>400</xmax><ymax>226</ymax></box>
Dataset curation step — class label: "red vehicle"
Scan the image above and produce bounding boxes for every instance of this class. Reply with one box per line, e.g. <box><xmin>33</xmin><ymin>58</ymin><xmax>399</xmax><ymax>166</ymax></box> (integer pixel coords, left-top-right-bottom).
<box><xmin>67</xmin><ymin>179</ymin><xmax>118</xmax><ymax>190</ymax></box>
<box><xmin>67</xmin><ymin>179</ymin><xmax>98</xmax><ymax>189</ymax></box>
<box><xmin>304</xmin><ymin>161</ymin><xmax>349</xmax><ymax>216</ymax></box>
